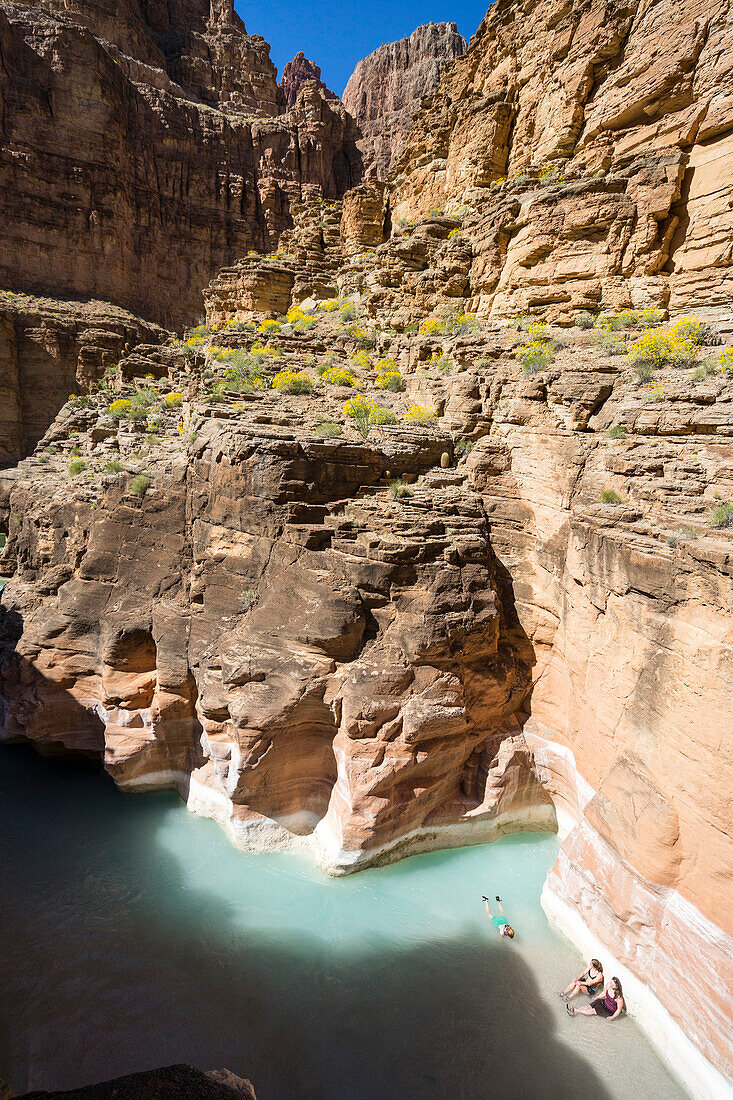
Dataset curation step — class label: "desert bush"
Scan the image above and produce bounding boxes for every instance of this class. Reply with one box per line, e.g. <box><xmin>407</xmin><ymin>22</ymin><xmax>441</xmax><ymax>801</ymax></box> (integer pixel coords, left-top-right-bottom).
<box><xmin>108</xmin><ymin>399</ymin><xmax>132</xmax><ymax>418</ymax></box>
<box><xmin>590</xmin><ymin>330</ymin><xmax>626</xmax><ymax>356</ymax></box>
<box><xmin>258</xmin><ymin>319</ymin><xmax>281</xmax><ymax>336</ymax></box>
<box><xmin>374</xmin><ymin>357</ymin><xmax>398</xmax><ymax>374</ymax></box>
<box><xmin>389</xmin><ymin>478</ymin><xmax>412</xmax><ymax>500</ymax></box>
<box><xmin>576</xmin><ymin>311</ymin><xmax>595</xmax><ymax>329</ymax></box>
<box><xmin>286</xmin><ymin>305</ymin><xmax>306</xmax><ymax>323</ymax></box>
<box><xmin>419</xmin><ymin>317</ymin><xmax>446</xmax><ymax>336</ymax></box>
<box><xmin>343</xmin><ymin>397</ymin><xmax>396</xmax><ymax>437</ymax></box>
<box><xmin>104</xmin><ymin>459</ymin><xmax>124</xmax><ymax>474</ymax></box>
<box><xmin>515</xmin><ymin>340</ymin><xmax>554</xmax><ymax>373</ymax></box>
<box><xmin>527</xmin><ymin>320</ymin><xmax>549</xmax><ymax>342</ymax></box>
<box><xmin>514</xmin><ymin>314</ymin><xmax>534</xmax><ymax>331</ymax></box>
<box><xmin>240</xmin><ymin>588</ymin><xmax>259</xmax><ymax>610</ymax></box>
<box><xmin>350</xmin><ymin>349</ymin><xmax>372</xmax><ymax>370</ymax></box>
<box><xmin>340</xmin><ymin>302</ymin><xmax>359</xmax><ymax>321</ymax></box>
<box><xmin>715</xmin><ymin>347</ymin><xmax>733</xmax><ymax>374</ymax></box>
<box><xmin>447</xmin><ymin>228</ymin><xmax>463</xmax><ymax>240</ymax></box>
<box><xmin>130</xmin><ymin>473</ymin><xmax>150</xmax><ymax>496</ymax></box>
<box><xmin>692</xmin><ymin>362</ymin><xmax>716</xmax><ymax>381</ymax></box>
<box><xmin>405</xmin><ymin>404</ymin><xmax>437</xmax><ymax>424</ymax></box>
<box><xmin>322</xmin><ymin>366</ymin><xmax>356</xmax><ymax>387</ymax></box>
<box><xmin>313</xmin><ymin>419</ymin><xmax>343</xmax><ymax>438</ymax></box>
<box><xmin>454</xmin><ymin>437</ymin><xmax>474</xmax><ymax>457</ymax></box>
<box><xmin>163</xmin><ymin>391</ymin><xmax>182</xmax><ymax>408</ymax></box>
<box><xmin>294</xmin><ymin>317</ymin><xmax>317</xmax><ymax>333</ymax></box>
<box><xmin>627</xmin><ymin>316</ymin><xmax>704</xmax><ymax>369</ymax></box>
<box><xmin>68</xmin><ymin>393</ymin><xmax>93</xmax><ymax>408</ymax></box>
<box><xmin>272</xmin><ymin>369</ymin><xmax>313</xmax><ymax>394</ymax></box>
<box><xmin>708</xmin><ymin>501</ymin><xmax>733</xmax><ymax>529</ymax></box>
<box><xmin>68</xmin><ymin>458</ymin><xmax>85</xmax><ymax>476</ymax></box>
<box><xmin>600</xmin><ymin>489</ymin><xmax>623</xmax><ymax>504</ymax></box>
<box><xmin>376</xmin><ymin>371</ymin><xmax>405</xmax><ymax>391</ymax></box>
<box><xmin>607</xmin><ymin>425</ymin><xmax>628</xmax><ymax>439</ymax></box>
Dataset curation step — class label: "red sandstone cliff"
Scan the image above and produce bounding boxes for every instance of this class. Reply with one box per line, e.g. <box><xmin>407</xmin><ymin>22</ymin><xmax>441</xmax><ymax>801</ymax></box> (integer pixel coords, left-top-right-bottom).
<box><xmin>343</xmin><ymin>22</ymin><xmax>466</xmax><ymax>178</ymax></box>
<box><xmin>279</xmin><ymin>51</ymin><xmax>338</xmax><ymax>107</ymax></box>
<box><xmin>0</xmin><ymin>0</ymin><xmax>361</xmax><ymax>330</ymax></box>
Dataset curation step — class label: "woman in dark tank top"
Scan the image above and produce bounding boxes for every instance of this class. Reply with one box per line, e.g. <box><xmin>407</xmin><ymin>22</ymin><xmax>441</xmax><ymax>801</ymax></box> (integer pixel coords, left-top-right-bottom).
<box><xmin>560</xmin><ymin>958</ymin><xmax>604</xmax><ymax>1001</ymax></box>
<box><xmin>567</xmin><ymin>977</ymin><xmax>625</xmax><ymax>1019</ymax></box>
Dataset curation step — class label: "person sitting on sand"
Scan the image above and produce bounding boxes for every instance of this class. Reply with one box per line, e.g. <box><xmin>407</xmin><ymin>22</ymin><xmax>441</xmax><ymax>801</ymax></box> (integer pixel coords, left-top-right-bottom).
<box><xmin>560</xmin><ymin>959</ymin><xmax>604</xmax><ymax>1001</ymax></box>
<box><xmin>567</xmin><ymin>977</ymin><xmax>624</xmax><ymax>1020</ymax></box>
<box><xmin>482</xmin><ymin>895</ymin><xmax>515</xmax><ymax>938</ymax></box>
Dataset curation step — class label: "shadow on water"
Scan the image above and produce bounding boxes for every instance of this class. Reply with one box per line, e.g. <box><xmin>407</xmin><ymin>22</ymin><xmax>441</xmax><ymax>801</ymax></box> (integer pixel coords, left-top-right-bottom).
<box><xmin>0</xmin><ymin>745</ymin><xmax>617</xmax><ymax>1100</ymax></box>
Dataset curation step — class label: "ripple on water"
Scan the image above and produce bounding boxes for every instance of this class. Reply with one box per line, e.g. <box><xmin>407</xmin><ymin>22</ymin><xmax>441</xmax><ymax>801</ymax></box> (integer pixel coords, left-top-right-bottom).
<box><xmin>0</xmin><ymin>744</ymin><xmax>687</xmax><ymax>1100</ymax></box>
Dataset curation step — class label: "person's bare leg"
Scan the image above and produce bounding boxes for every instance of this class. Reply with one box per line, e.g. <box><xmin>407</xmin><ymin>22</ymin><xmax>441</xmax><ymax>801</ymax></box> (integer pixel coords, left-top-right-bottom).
<box><xmin>574</xmin><ymin>1005</ymin><xmax>596</xmax><ymax>1015</ymax></box>
<box><xmin>566</xmin><ymin>985</ymin><xmax>582</xmax><ymax>1000</ymax></box>
<box><xmin>562</xmin><ymin>981</ymin><xmax>577</xmax><ymax>995</ymax></box>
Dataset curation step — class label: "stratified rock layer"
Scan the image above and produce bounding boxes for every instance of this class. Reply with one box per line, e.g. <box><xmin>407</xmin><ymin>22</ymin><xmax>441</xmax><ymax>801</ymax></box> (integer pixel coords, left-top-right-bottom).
<box><xmin>391</xmin><ymin>0</ymin><xmax>733</xmax><ymax>325</ymax></box>
<box><xmin>279</xmin><ymin>52</ymin><xmax>338</xmax><ymax>107</ymax></box>
<box><xmin>0</xmin><ymin>0</ymin><xmax>361</xmax><ymax>330</ymax></box>
<box><xmin>343</xmin><ymin>23</ymin><xmax>466</xmax><ymax>178</ymax></box>
<box><xmin>0</xmin><ymin>292</ymin><xmax>165</xmax><ymax>466</ymax></box>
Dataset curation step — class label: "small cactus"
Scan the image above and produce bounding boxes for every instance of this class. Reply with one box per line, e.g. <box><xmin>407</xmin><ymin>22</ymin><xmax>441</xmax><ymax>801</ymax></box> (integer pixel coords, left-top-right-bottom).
<box><xmin>441</xmin><ymin>451</ymin><xmax>451</xmax><ymax>468</ymax></box>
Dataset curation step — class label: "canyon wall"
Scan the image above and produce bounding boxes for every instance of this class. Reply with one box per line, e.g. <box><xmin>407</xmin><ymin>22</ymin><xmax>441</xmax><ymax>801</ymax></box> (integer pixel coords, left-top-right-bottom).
<box><xmin>1</xmin><ymin>0</ymin><xmax>733</xmax><ymax>1096</ymax></box>
<box><xmin>279</xmin><ymin>52</ymin><xmax>338</xmax><ymax>107</ymax></box>
<box><xmin>0</xmin><ymin>0</ymin><xmax>361</xmax><ymax>330</ymax></box>
<box><xmin>391</xmin><ymin>0</ymin><xmax>733</xmax><ymax>326</ymax></box>
<box><xmin>343</xmin><ymin>23</ymin><xmax>466</xmax><ymax>179</ymax></box>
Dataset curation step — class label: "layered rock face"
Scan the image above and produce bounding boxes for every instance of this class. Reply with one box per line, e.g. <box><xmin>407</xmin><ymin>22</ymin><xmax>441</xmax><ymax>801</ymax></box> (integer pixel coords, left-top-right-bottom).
<box><xmin>279</xmin><ymin>51</ymin><xmax>338</xmax><ymax>107</ymax></box>
<box><xmin>0</xmin><ymin>292</ymin><xmax>165</xmax><ymax>467</ymax></box>
<box><xmin>343</xmin><ymin>23</ymin><xmax>466</xmax><ymax>178</ymax></box>
<box><xmin>391</xmin><ymin>0</ymin><xmax>733</xmax><ymax>325</ymax></box>
<box><xmin>0</xmin><ymin>0</ymin><xmax>361</xmax><ymax>330</ymax></box>
<box><xmin>1</xmin><ymin>193</ymin><xmax>732</xmax><ymax>1089</ymax></box>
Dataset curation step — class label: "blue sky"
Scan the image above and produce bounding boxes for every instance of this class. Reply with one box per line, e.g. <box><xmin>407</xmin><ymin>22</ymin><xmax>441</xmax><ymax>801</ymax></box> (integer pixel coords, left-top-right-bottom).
<box><xmin>236</xmin><ymin>0</ymin><xmax>489</xmax><ymax>96</ymax></box>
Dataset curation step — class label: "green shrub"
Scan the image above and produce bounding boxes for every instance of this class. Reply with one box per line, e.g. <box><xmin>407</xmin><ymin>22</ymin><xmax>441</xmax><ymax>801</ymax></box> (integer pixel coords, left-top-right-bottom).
<box><xmin>454</xmin><ymin>437</ymin><xmax>474</xmax><ymax>457</ymax></box>
<box><xmin>576</xmin><ymin>311</ymin><xmax>595</xmax><ymax>329</ymax></box>
<box><xmin>68</xmin><ymin>458</ymin><xmax>86</xmax><ymax>476</ymax></box>
<box><xmin>271</xmin><ymin>369</ymin><xmax>313</xmax><ymax>394</ymax></box>
<box><xmin>708</xmin><ymin>501</ymin><xmax>733</xmax><ymax>529</ymax></box>
<box><xmin>600</xmin><ymin>489</ymin><xmax>623</xmax><ymax>504</ymax></box>
<box><xmin>389</xmin><ymin>478</ymin><xmax>412</xmax><ymax>500</ymax></box>
<box><xmin>692</xmin><ymin>362</ymin><xmax>716</xmax><ymax>381</ymax></box>
<box><xmin>607</xmin><ymin>425</ymin><xmax>628</xmax><ymax>439</ymax></box>
<box><xmin>590</xmin><ymin>330</ymin><xmax>626</xmax><ymax>356</ymax></box>
<box><xmin>313</xmin><ymin>419</ymin><xmax>343</xmax><ymax>438</ymax></box>
<box><xmin>163</xmin><ymin>391</ymin><xmax>182</xmax><ymax>408</ymax></box>
<box><xmin>340</xmin><ymin>302</ymin><xmax>359</xmax><ymax>322</ymax></box>
<box><xmin>515</xmin><ymin>340</ymin><xmax>554</xmax><ymax>373</ymax></box>
<box><xmin>104</xmin><ymin>460</ymin><xmax>124</xmax><ymax>474</ymax></box>
<box><xmin>130</xmin><ymin>473</ymin><xmax>150</xmax><ymax>496</ymax></box>
<box><xmin>343</xmin><ymin>396</ymin><xmax>396</xmax><ymax>438</ymax></box>
<box><xmin>376</xmin><ymin>371</ymin><xmax>405</xmax><ymax>391</ymax></box>
<box><xmin>240</xmin><ymin>588</ymin><xmax>259</xmax><ymax>610</ymax></box>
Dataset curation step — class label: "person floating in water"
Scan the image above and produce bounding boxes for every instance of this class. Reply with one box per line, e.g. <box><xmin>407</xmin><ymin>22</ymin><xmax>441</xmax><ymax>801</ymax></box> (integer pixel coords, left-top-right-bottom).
<box><xmin>567</xmin><ymin>977</ymin><xmax>624</xmax><ymax>1019</ymax></box>
<box><xmin>560</xmin><ymin>959</ymin><xmax>604</xmax><ymax>1001</ymax></box>
<box><xmin>483</xmin><ymin>895</ymin><xmax>515</xmax><ymax>938</ymax></box>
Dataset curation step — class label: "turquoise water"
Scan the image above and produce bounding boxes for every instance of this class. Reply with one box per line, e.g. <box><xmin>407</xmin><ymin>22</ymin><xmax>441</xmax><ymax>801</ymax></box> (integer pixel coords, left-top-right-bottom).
<box><xmin>0</xmin><ymin>746</ymin><xmax>686</xmax><ymax>1099</ymax></box>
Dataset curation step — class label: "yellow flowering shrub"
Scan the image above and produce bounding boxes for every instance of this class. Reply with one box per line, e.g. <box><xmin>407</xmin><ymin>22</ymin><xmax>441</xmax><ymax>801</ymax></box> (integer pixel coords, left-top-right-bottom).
<box><xmin>376</xmin><ymin>371</ymin><xmax>405</xmax><ymax>391</ymax></box>
<box><xmin>258</xmin><ymin>319</ymin><xmax>281</xmax><ymax>335</ymax></box>
<box><xmin>108</xmin><ymin>399</ymin><xmax>132</xmax><ymax>417</ymax></box>
<box><xmin>319</xmin><ymin>299</ymin><xmax>341</xmax><ymax>312</ymax></box>
<box><xmin>374</xmin><ymin>357</ymin><xmax>398</xmax><ymax>375</ymax></box>
<box><xmin>527</xmin><ymin>321</ymin><xmax>549</xmax><ymax>341</ymax></box>
<box><xmin>251</xmin><ymin>344</ymin><xmax>281</xmax><ymax>358</ymax></box>
<box><xmin>627</xmin><ymin>318</ymin><xmax>703</xmax><ymax>367</ymax></box>
<box><xmin>350</xmin><ymin>350</ymin><xmax>372</xmax><ymax>370</ymax></box>
<box><xmin>163</xmin><ymin>392</ymin><xmax>182</xmax><ymax>408</ymax></box>
<box><xmin>716</xmin><ymin>347</ymin><xmax>733</xmax><ymax>373</ymax></box>
<box><xmin>447</xmin><ymin>228</ymin><xmax>463</xmax><ymax>240</ymax></box>
<box><xmin>286</xmin><ymin>305</ymin><xmax>306</xmax><ymax>323</ymax></box>
<box><xmin>405</xmin><ymin>404</ymin><xmax>437</xmax><ymax>423</ymax></box>
<box><xmin>514</xmin><ymin>340</ymin><xmax>554</xmax><ymax>372</ymax></box>
<box><xmin>322</xmin><ymin>367</ymin><xmax>356</xmax><ymax>387</ymax></box>
<box><xmin>271</xmin><ymin>370</ymin><xmax>313</xmax><ymax>394</ymax></box>
<box><xmin>419</xmin><ymin>317</ymin><xmax>445</xmax><ymax>335</ymax></box>
<box><xmin>185</xmin><ymin>335</ymin><xmax>207</xmax><ymax>348</ymax></box>
<box><xmin>343</xmin><ymin>397</ymin><xmax>396</xmax><ymax>436</ymax></box>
